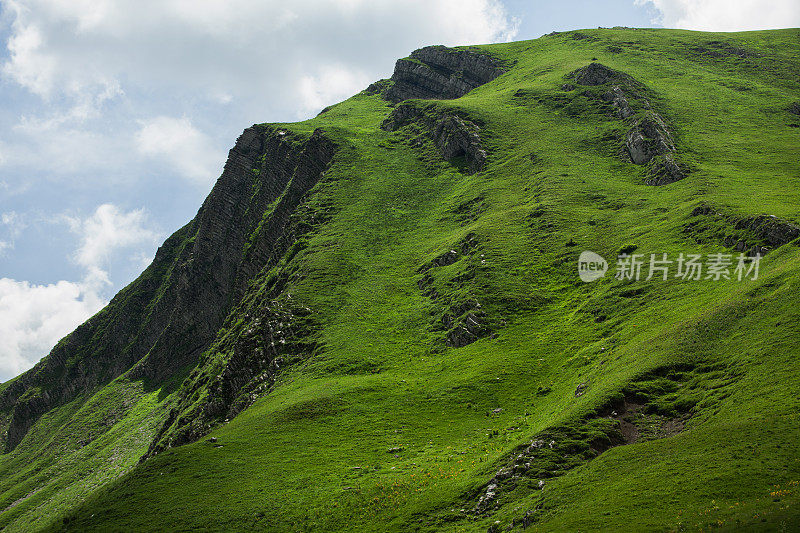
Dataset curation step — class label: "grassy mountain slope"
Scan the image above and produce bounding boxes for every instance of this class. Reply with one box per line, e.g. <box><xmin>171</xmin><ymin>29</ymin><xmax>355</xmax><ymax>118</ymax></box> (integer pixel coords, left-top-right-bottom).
<box><xmin>2</xmin><ymin>27</ymin><xmax>800</xmax><ymax>532</ymax></box>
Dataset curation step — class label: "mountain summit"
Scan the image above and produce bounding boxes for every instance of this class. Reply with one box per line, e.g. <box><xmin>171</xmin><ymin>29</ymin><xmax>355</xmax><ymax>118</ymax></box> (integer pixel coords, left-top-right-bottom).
<box><xmin>1</xmin><ymin>27</ymin><xmax>799</xmax><ymax>532</ymax></box>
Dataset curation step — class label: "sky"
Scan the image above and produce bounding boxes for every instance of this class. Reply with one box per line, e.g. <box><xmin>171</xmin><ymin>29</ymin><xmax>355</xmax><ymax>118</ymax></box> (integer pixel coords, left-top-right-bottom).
<box><xmin>0</xmin><ymin>0</ymin><xmax>798</xmax><ymax>382</ymax></box>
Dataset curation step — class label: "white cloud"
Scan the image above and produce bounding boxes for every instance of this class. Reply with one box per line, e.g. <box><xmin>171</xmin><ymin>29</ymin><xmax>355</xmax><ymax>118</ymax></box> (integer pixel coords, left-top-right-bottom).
<box><xmin>0</xmin><ymin>204</ymin><xmax>160</xmax><ymax>381</ymax></box>
<box><xmin>0</xmin><ymin>278</ymin><xmax>104</xmax><ymax>380</ymax></box>
<box><xmin>298</xmin><ymin>65</ymin><xmax>371</xmax><ymax>117</ymax></box>
<box><xmin>0</xmin><ymin>110</ymin><xmax>123</xmax><ymax>177</ymax></box>
<box><xmin>1</xmin><ymin>0</ymin><xmax>518</xmax><ymax>118</ymax></box>
<box><xmin>0</xmin><ymin>0</ymin><xmax>518</xmax><ymax>187</ymax></box>
<box><xmin>2</xmin><ymin>0</ymin><xmax>120</xmax><ymax>100</ymax></box>
<box><xmin>134</xmin><ymin>116</ymin><xmax>224</xmax><ymax>184</ymax></box>
<box><xmin>66</xmin><ymin>203</ymin><xmax>160</xmax><ymax>285</ymax></box>
<box><xmin>131</xmin><ymin>250</ymin><xmax>157</xmax><ymax>272</ymax></box>
<box><xmin>2</xmin><ymin>18</ymin><xmax>57</xmax><ymax>97</ymax></box>
<box><xmin>2</xmin><ymin>211</ymin><xmax>25</xmax><ymax>234</ymax></box>
<box><xmin>636</xmin><ymin>0</ymin><xmax>800</xmax><ymax>31</ymax></box>
<box><xmin>0</xmin><ymin>210</ymin><xmax>26</xmax><ymax>253</ymax></box>
<box><xmin>0</xmin><ymin>1</ymin><xmax>519</xmax><ymax>380</ymax></box>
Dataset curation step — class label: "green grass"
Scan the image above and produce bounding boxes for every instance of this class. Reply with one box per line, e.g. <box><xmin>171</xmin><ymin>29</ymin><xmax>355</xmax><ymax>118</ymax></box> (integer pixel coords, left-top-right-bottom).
<box><xmin>0</xmin><ymin>378</ymin><xmax>166</xmax><ymax>532</ymax></box>
<box><xmin>1</xmin><ymin>27</ymin><xmax>799</xmax><ymax>532</ymax></box>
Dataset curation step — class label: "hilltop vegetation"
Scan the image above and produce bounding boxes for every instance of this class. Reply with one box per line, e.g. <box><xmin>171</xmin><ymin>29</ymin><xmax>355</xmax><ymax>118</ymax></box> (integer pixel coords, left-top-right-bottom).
<box><xmin>1</xmin><ymin>27</ymin><xmax>799</xmax><ymax>532</ymax></box>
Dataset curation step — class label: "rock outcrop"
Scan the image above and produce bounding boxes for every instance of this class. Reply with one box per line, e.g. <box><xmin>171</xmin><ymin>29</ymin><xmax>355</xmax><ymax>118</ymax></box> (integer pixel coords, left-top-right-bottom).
<box><xmin>366</xmin><ymin>51</ymin><xmax>497</xmax><ymax>177</ymax></box>
<box><xmin>444</xmin><ymin>301</ymin><xmax>490</xmax><ymax>348</ymax></box>
<box><xmin>690</xmin><ymin>40</ymin><xmax>755</xmax><ymax>59</ymax></box>
<box><xmin>474</xmin><ymin>365</ymin><xmax>709</xmax><ymax>523</ymax></box>
<box><xmin>600</xmin><ymin>85</ymin><xmax>635</xmax><ymax>118</ymax></box>
<box><xmin>231</xmin><ymin>129</ymin><xmax>338</xmax><ymax>297</ymax></box>
<box><xmin>0</xmin><ymin>126</ymin><xmax>337</xmax><ymax>452</ymax></box>
<box><xmin>145</xmin><ymin>297</ymin><xmax>320</xmax><ymax>457</ymax></box>
<box><xmin>626</xmin><ymin>114</ymin><xmax>675</xmax><ymax>164</ymax></box>
<box><xmin>415</xmin><ymin>234</ymin><xmax>496</xmax><ymax>348</ymax></box>
<box><xmin>381</xmin><ymin>102</ymin><xmax>488</xmax><ymax>173</ymax></box>
<box><xmin>687</xmin><ymin>205</ymin><xmax>800</xmax><ymax>255</ymax></box>
<box><xmin>566</xmin><ymin>62</ymin><xmax>633</xmax><ymax>87</ymax></box>
<box><xmin>371</xmin><ymin>45</ymin><xmax>506</xmax><ymax>103</ymax></box>
<box><xmin>565</xmin><ymin>62</ymin><xmax>687</xmax><ymax>185</ymax></box>
<box><xmin>625</xmin><ymin>113</ymin><xmax>686</xmax><ymax>185</ymax></box>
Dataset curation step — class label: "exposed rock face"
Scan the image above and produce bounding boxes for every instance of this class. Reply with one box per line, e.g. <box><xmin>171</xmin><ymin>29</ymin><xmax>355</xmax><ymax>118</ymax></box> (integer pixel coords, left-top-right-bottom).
<box><xmin>688</xmin><ymin>205</ymin><xmax>800</xmax><ymax>255</ymax></box>
<box><xmin>625</xmin><ymin>113</ymin><xmax>685</xmax><ymax>185</ymax></box>
<box><xmin>567</xmin><ymin>62</ymin><xmax>628</xmax><ymax>86</ymax></box>
<box><xmin>743</xmin><ymin>216</ymin><xmax>800</xmax><ymax>248</ymax></box>
<box><xmin>0</xmin><ymin>126</ymin><xmax>337</xmax><ymax>452</ymax></box>
<box><xmin>232</xmin><ymin>129</ymin><xmax>338</xmax><ymax>297</ymax></box>
<box><xmin>600</xmin><ymin>85</ymin><xmax>634</xmax><ymax>118</ymax></box>
<box><xmin>144</xmin><ymin>132</ymin><xmax>338</xmax><ymax>456</ymax></box>
<box><xmin>445</xmin><ymin>304</ymin><xmax>490</xmax><ymax>348</ymax></box>
<box><xmin>381</xmin><ymin>103</ymin><xmax>487</xmax><ymax>173</ymax></box>
<box><xmin>378</xmin><ymin>45</ymin><xmax>506</xmax><ymax>103</ymax></box>
<box><xmin>145</xmin><ymin>299</ymin><xmax>320</xmax><ymax>457</ymax></box>
<box><xmin>374</xmin><ymin>47</ymin><xmax>498</xmax><ymax>175</ymax></box>
<box><xmin>626</xmin><ymin>114</ymin><xmax>675</xmax><ymax>164</ymax></box>
<box><xmin>433</xmin><ymin>115</ymin><xmax>487</xmax><ymax>171</ymax></box>
<box><xmin>415</xmin><ymin>234</ymin><xmax>496</xmax><ymax>348</ymax></box>
<box><xmin>645</xmin><ymin>154</ymin><xmax>685</xmax><ymax>185</ymax></box>
<box><xmin>566</xmin><ymin>62</ymin><xmax>687</xmax><ymax>185</ymax></box>
<box><xmin>474</xmin><ymin>366</ymin><xmax>708</xmax><ymax>523</ymax></box>
<box><xmin>564</xmin><ymin>63</ymin><xmax>643</xmax><ymax>120</ymax></box>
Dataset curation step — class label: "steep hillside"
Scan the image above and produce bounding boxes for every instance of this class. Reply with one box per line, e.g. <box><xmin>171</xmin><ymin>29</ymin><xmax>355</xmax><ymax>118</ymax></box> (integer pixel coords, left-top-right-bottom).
<box><xmin>1</xmin><ymin>27</ymin><xmax>799</xmax><ymax>532</ymax></box>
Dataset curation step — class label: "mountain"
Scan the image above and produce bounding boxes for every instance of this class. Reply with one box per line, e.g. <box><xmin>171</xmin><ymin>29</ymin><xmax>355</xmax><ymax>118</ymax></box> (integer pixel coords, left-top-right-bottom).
<box><xmin>1</xmin><ymin>27</ymin><xmax>799</xmax><ymax>532</ymax></box>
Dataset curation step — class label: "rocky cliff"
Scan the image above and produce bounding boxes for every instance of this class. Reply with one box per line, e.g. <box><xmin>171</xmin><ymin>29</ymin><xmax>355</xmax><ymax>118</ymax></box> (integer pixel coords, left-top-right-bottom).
<box><xmin>0</xmin><ymin>125</ymin><xmax>337</xmax><ymax>452</ymax></box>
<box><xmin>367</xmin><ymin>45</ymin><xmax>507</xmax><ymax>103</ymax></box>
<box><xmin>0</xmin><ymin>44</ymin><xmax>502</xmax><ymax>455</ymax></box>
<box><xmin>3</xmin><ymin>28</ymin><xmax>800</xmax><ymax>533</ymax></box>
